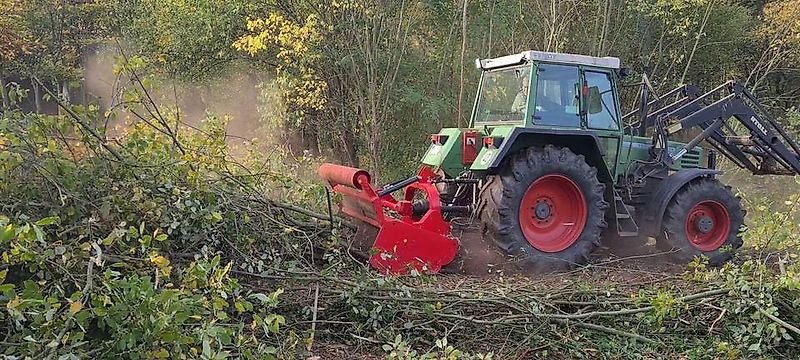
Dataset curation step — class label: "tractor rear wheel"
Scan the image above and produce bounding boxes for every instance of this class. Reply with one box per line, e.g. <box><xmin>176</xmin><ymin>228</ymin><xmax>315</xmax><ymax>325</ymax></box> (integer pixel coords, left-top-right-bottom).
<box><xmin>656</xmin><ymin>179</ymin><xmax>744</xmax><ymax>265</ymax></box>
<box><xmin>477</xmin><ymin>145</ymin><xmax>608</xmax><ymax>270</ymax></box>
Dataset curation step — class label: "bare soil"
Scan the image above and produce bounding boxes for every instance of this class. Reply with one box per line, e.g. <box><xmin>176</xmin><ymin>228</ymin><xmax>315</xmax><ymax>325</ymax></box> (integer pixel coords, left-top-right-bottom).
<box><xmin>349</xmin><ymin>218</ymin><xmax>689</xmax><ymax>284</ymax></box>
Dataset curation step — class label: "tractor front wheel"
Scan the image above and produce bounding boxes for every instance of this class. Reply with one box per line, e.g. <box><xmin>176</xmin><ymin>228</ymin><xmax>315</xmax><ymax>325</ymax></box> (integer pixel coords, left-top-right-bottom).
<box><xmin>477</xmin><ymin>145</ymin><xmax>608</xmax><ymax>270</ymax></box>
<box><xmin>656</xmin><ymin>179</ymin><xmax>744</xmax><ymax>265</ymax></box>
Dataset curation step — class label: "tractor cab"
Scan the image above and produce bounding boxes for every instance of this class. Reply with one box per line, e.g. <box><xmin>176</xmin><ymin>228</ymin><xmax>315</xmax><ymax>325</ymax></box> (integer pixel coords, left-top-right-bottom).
<box><xmin>424</xmin><ymin>51</ymin><xmax>627</xmax><ymax>179</ymax></box>
<box><xmin>472</xmin><ymin>51</ymin><xmax>622</xmax><ymax>131</ymax></box>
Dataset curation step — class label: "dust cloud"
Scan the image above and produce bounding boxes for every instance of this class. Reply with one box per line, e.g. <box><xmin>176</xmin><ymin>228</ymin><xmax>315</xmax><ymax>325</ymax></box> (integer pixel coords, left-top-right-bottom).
<box><xmin>82</xmin><ymin>46</ymin><xmax>285</xmax><ymax>148</ymax></box>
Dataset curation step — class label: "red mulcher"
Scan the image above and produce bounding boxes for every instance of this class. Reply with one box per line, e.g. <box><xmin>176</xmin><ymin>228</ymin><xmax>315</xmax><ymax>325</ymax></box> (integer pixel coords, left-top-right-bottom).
<box><xmin>318</xmin><ymin>164</ymin><xmax>458</xmax><ymax>274</ymax></box>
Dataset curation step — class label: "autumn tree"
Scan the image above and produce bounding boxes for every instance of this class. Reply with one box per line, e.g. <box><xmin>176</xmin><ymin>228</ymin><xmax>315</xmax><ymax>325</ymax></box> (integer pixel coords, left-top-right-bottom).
<box><xmin>0</xmin><ymin>0</ymin><xmax>33</xmax><ymax>109</ymax></box>
<box><xmin>749</xmin><ymin>0</ymin><xmax>800</xmax><ymax>109</ymax></box>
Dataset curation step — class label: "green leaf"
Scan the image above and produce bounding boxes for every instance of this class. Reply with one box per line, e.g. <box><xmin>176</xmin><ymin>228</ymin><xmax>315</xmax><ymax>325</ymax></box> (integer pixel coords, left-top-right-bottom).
<box><xmin>33</xmin><ymin>225</ymin><xmax>46</xmax><ymax>243</ymax></box>
<box><xmin>153</xmin><ymin>348</ymin><xmax>169</xmax><ymax>359</ymax></box>
<box><xmin>265</xmin><ymin>314</ymin><xmax>285</xmax><ymax>334</ymax></box>
<box><xmin>249</xmin><ymin>293</ymin><xmax>269</xmax><ymax>303</ymax></box>
<box><xmin>102</xmin><ymin>231</ymin><xmax>118</xmax><ymax>246</ymax></box>
<box><xmin>269</xmin><ymin>288</ymin><xmax>284</xmax><ymax>304</ymax></box>
<box><xmin>128</xmin><ymin>226</ymin><xmax>139</xmax><ymax>238</ymax></box>
<box><xmin>202</xmin><ymin>338</ymin><xmax>212</xmax><ymax>357</ymax></box>
<box><xmin>155</xmin><ymin>234</ymin><xmax>168</xmax><ymax>242</ymax></box>
<box><xmin>0</xmin><ymin>224</ymin><xmax>14</xmax><ymax>243</ymax></box>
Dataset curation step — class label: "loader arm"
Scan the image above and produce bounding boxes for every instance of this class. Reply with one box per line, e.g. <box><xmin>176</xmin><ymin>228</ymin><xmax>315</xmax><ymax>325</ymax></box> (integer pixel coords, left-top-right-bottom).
<box><xmin>642</xmin><ymin>80</ymin><xmax>800</xmax><ymax>176</ymax></box>
<box><xmin>621</xmin><ymin>74</ymin><xmax>703</xmax><ymax>137</ymax></box>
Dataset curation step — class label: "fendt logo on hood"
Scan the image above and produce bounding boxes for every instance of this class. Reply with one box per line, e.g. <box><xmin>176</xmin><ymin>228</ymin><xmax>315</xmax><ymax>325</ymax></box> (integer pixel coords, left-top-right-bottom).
<box><xmin>750</xmin><ymin>116</ymin><xmax>768</xmax><ymax>136</ymax></box>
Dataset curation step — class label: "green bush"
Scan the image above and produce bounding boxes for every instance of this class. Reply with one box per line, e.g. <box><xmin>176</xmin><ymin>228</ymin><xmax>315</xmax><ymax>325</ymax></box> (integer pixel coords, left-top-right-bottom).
<box><xmin>0</xmin><ymin>107</ymin><xmax>330</xmax><ymax>359</ymax></box>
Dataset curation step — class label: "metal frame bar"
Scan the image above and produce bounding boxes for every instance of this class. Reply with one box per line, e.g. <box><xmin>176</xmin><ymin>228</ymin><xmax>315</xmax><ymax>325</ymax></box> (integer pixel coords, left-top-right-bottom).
<box><xmin>649</xmin><ymin>80</ymin><xmax>800</xmax><ymax>175</ymax></box>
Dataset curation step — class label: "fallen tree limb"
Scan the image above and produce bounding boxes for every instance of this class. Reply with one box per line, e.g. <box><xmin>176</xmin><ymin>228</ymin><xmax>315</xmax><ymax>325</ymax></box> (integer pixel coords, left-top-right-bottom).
<box><xmin>757</xmin><ymin>305</ymin><xmax>800</xmax><ymax>337</ymax></box>
<box><xmin>552</xmin><ymin>318</ymin><xmax>659</xmax><ymax>344</ymax></box>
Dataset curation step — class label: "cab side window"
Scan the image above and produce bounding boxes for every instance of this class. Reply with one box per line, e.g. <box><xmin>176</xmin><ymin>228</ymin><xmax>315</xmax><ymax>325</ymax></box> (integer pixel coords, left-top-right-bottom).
<box><xmin>533</xmin><ymin>64</ymin><xmax>580</xmax><ymax>127</ymax></box>
<box><xmin>585</xmin><ymin>71</ymin><xmax>619</xmax><ymax>130</ymax></box>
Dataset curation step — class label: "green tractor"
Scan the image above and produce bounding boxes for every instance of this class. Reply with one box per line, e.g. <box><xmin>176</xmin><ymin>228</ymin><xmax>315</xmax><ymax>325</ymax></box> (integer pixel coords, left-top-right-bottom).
<box><xmin>319</xmin><ymin>50</ymin><xmax>800</xmax><ymax>274</ymax></box>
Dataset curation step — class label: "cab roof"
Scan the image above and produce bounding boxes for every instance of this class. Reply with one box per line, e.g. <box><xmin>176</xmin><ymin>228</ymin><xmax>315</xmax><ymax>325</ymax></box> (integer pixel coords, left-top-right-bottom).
<box><xmin>478</xmin><ymin>51</ymin><xmax>621</xmax><ymax>70</ymax></box>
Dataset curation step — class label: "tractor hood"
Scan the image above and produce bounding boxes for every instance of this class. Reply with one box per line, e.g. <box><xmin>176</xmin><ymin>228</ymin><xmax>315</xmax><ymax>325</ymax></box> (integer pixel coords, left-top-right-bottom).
<box><xmin>421</xmin><ymin>125</ymin><xmax>518</xmax><ymax>177</ymax></box>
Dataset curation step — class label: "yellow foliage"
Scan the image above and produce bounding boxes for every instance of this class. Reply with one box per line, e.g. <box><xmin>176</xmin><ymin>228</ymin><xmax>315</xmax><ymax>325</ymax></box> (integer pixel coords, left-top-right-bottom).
<box><xmin>6</xmin><ymin>295</ymin><xmax>21</xmax><ymax>311</ymax></box>
<box><xmin>0</xmin><ymin>0</ymin><xmax>32</xmax><ymax>62</ymax></box>
<box><xmin>233</xmin><ymin>12</ymin><xmax>327</xmax><ymax>114</ymax></box>
<box><xmin>149</xmin><ymin>252</ymin><xmax>173</xmax><ymax>277</ymax></box>
<box><xmin>152</xmin><ymin>348</ymin><xmax>170</xmax><ymax>359</ymax></box>
<box><xmin>759</xmin><ymin>0</ymin><xmax>800</xmax><ymax>59</ymax></box>
<box><xmin>69</xmin><ymin>301</ymin><xmax>83</xmax><ymax>315</ymax></box>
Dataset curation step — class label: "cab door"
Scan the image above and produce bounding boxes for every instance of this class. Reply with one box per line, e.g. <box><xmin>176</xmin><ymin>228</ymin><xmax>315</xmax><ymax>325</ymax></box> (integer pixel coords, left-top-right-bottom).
<box><xmin>582</xmin><ymin>69</ymin><xmax>623</xmax><ymax>177</ymax></box>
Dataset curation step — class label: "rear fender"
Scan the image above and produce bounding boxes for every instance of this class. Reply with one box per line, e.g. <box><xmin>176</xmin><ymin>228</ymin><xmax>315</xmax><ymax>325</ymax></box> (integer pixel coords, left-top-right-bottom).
<box><xmin>640</xmin><ymin>169</ymin><xmax>721</xmax><ymax>237</ymax></box>
<box><xmin>473</xmin><ymin>128</ymin><xmax>613</xmax><ymax>184</ymax></box>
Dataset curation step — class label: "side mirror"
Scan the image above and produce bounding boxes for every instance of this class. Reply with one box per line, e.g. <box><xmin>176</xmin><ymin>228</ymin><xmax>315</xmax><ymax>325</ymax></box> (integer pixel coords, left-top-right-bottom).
<box><xmin>618</xmin><ymin>67</ymin><xmax>632</xmax><ymax>79</ymax></box>
<box><xmin>587</xmin><ymin>86</ymin><xmax>603</xmax><ymax>114</ymax></box>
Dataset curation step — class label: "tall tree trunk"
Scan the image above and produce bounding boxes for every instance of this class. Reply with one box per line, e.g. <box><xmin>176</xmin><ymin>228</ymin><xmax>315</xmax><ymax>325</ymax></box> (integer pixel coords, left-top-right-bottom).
<box><xmin>487</xmin><ymin>0</ymin><xmax>495</xmax><ymax>57</ymax></box>
<box><xmin>592</xmin><ymin>0</ymin><xmax>602</xmax><ymax>55</ymax></box>
<box><xmin>0</xmin><ymin>68</ymin><xmax>8</xmax><ymax>110</ymax></box>
<box><xmin>60</xmin><ymin>80</ymin><xmax>70</xmax><ymax>116</ymax></box>
<box><xmin>343</xmin><ymin>126</ymin><xmax>359</xmax><ymax>167</ymax></box>
<box><xmin>80</xmin><ymin>47</ymin><xmax>88</xmax><ymax>107</ymax></box>
<box><xmin>339</xmin><ymin>92</ymin><xmax>360</xmax><ymax>167</ymax></box>
<box><xmin>435</xmin><ymin>9</ymin><xmax>458</xmax><ymax>98</ymax></box>
<box><xmin>457</xmin><ymin>0</ymin><xmax>468</xmax><ymax>127</ymax></box>
<box><xmin>33</xmin><ymin>81</ymin><xmax>43</xmax><ymax>114</ymax></box>
<box><xmin>598</xmin><ymin>0</ymin><xmax>611</xmax><ymax>55</ymax></box>
<box><xmin>679</xmin><ymin>1</ymin><xmax>714</xmax><ymax>85</ymax></box>
<box><xmin>61</xmin><ymin>80</ymin><xmax>72</xmax><ymax>104</ymax></box>
<box><xmin>81</xmin><ymin>81</ymin><xmax>87</xmax><ymax>107</ymax></box>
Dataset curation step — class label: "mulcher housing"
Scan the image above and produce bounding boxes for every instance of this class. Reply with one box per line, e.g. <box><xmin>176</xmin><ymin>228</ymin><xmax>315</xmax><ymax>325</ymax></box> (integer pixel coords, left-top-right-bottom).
<box><xmin>320</xmin><ymin>50</ymin><xmax>800</xmax><ymax>274</ymax></box>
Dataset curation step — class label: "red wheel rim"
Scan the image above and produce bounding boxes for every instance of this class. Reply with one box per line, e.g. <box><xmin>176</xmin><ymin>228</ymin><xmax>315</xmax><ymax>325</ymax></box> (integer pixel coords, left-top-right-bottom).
<box><xmin>684</xmin><ymin>200</ymin><xmax>730</xmax><ymax>252</ymax></box>
<box><xmin>519</xmin><ymin>174</ymin><xmax>587</xmax><ymax>253</ymax></box>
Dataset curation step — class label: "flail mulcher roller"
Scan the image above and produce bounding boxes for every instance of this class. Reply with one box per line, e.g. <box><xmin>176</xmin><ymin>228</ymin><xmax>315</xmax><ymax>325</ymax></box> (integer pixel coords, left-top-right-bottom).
<box><xmin>320</xmin><ymin>50</ymin><xmax>800</xmax><ymax>275</ymax></box>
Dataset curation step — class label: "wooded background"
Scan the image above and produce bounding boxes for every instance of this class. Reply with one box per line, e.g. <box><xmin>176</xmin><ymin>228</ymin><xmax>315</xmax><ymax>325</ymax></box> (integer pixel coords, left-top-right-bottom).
<box><xmin>2</xmin><ymin>0</ymin><xmax>800</xmax><ymax>180</ymax></box>
<box><xmin>1</xmin><ymin>1</ymin><xmax>800</xmax><ymax>359</ymax></box>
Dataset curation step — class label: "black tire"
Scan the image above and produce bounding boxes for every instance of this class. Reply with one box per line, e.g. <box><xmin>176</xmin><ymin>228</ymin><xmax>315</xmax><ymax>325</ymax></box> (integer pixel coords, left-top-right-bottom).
<box><xmin>656</xmin><ymin>179</ymin><xmax>744</xmax><ymax>265</ymax></box>
<box><xmin>477</xmin><ymin>145</ymin><xmax>608</xmax><ymax>270</ymax></box>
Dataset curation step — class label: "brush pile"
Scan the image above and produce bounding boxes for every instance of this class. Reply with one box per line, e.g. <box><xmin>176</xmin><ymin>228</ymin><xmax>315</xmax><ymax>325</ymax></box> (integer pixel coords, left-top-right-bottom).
<box><xmin>0</xmin><ymin>84</ymin><xmax>799</xmax><ymax>359</ymax></box>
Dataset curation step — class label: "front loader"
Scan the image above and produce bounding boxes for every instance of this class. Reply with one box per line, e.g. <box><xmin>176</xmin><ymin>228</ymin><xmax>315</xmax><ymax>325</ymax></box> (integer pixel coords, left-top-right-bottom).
<box><xmin>319</xmin><ymin>50</ymin><xmax>800</xmax><ymax>275</ymax></box>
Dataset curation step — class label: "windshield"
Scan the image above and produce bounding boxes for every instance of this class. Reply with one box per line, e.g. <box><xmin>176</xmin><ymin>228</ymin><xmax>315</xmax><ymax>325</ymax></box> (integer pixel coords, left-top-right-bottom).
<box><xmin>473</xmin><ymin>65</ymin><xmax>531</xmax><ymax>123</ymax></box>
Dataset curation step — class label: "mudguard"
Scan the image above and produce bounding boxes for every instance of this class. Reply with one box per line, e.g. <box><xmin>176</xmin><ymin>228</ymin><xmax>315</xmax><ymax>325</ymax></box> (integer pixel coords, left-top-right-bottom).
<box><xmin>640</xmin><ymin>169</ymin><xmax>720</xmax><ymax>237</ymax></box>
<box><xmin>487</xmin><ymin>128</ymin><xmax>602</xmax><ymax>170</ymax></box>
